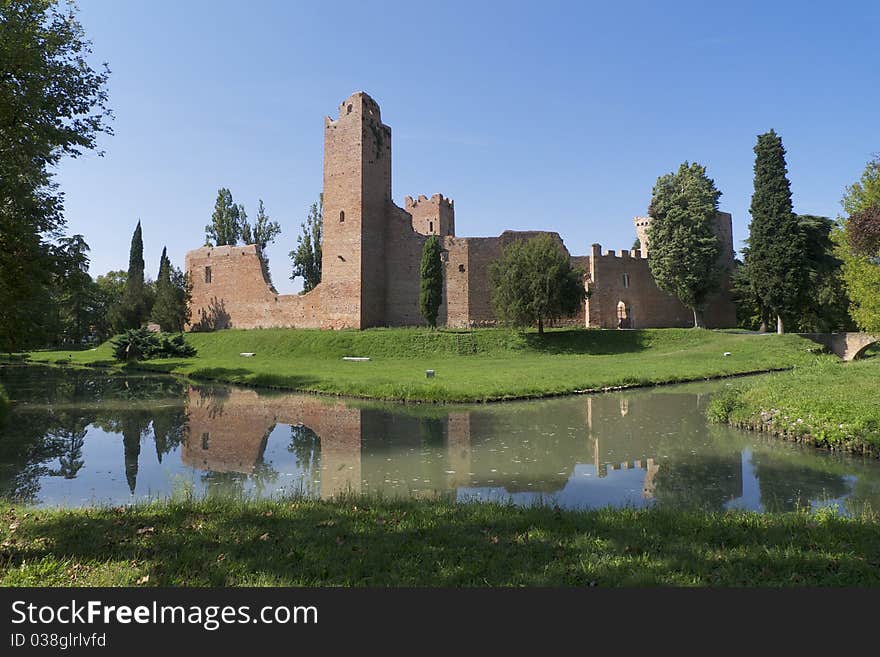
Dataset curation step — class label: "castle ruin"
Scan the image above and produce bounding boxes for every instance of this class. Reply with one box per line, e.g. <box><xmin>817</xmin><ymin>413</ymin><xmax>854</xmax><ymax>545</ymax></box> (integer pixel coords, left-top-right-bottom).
<box><xmin>186</xmin><ymin>92</ymin><xmax>736</xmax><ymax>331</ymax></box>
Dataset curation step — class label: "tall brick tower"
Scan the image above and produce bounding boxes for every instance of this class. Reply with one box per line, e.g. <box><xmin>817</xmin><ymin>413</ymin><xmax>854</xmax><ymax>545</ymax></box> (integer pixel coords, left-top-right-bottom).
<box><xmin>321</xmin><ymin>92</ymin><xmax>392</xmax><ymax>328</ymax></box>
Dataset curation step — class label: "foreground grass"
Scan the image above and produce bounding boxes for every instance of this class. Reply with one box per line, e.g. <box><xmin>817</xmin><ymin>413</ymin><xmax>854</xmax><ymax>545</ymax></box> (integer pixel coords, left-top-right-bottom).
<box><xmin>27</xmin><ymin>328</ymin><xmax>824</xmax><ymax>402</ymax></box>
<box><xmin>1</xmin><ymin>496</ymin><xmax>879</xmax><ymax>586</ymax></box>
<box><xmin>708</xmin><ymin>358</ymin><xmax>880</xmax><ymax>454</ymax></box>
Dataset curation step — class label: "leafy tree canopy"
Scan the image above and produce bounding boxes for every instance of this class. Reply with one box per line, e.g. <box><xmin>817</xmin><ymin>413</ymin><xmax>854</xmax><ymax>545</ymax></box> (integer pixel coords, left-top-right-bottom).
<box><xmin>489</xmin><ymin>234</ymin><xmax>585</xmax><ymax>335</ymax></box>
<box><xmin>647</xmin><ymin>161</ymin><xmax>722</xmax><ymax>328</ymax></box>
<box><xmin>0</xmin><ymin>0</ymin><xmax>112</xmax><ymax>351</ymax></box>
<box><xmin>290</xmin><ymin>195</ymin><xmax>323</xmax><ymax>293</ymax></box>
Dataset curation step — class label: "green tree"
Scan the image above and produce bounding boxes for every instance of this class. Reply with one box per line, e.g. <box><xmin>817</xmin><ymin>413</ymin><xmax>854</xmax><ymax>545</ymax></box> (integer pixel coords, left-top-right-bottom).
<box><xmin>0</xmin><ymin>0</ymin><xmax>112</xmax><ymax>352</ymax></box>
<box><xmin>419</xmin><ymin>235</ymin><xmax>443</xmax><ymax>328</ymax></box>
<box><xmin>734</xmin><ymin>216</ymin><xmax>854</xmax><ymax>333</ymax></box>
<box><xmin>489</xmin><ymin>234</ymin><xmax>585</xmax><ymax>335</ymax></box>
<box><xmin>53</xmin><ymin>234</ymin><xmax>96</xmax><ymax>344</ymax></box>
<box><xmin>290</xmin><ymin>195</ymin><xmax>323</xmax><ymax>293</ymax></box>
<box><xmin>115</xmin><ymin>221</ymin><xmax>149</xmax><ymax>331</ymax></box>
<box><xmin>840</xmin><ymin>156</ymin><xmax>880</xmax><ymax>332</ymax></box>
<box><xmin>744</xmin><ymin>130</ymin><xmax>808</xmax><ymax>334</ymax></box>
<box><xmin>792</xmin><ymin>216</ymin><xmax>853</xmax><ymax>332</ymax></box>
<box><xmin>242</xmin><ymin>199</ymin><xmax>281</xmax><ymax>282</ymax></box>
<box><xmin>647</xmin><ymin>162</ymin><xmax>723</xmax><ymax>328</ymax></box>
<box><xmin>151</xmin><ymin>247</ymin><xmax>191</xmax><ymax>332</ymax></box>
<box><xmin>95</xmin><ymin>270</ymin><xmax>126</xmax><ymax>340</ymax></box>
<box><xmin>205</xmin><ymin>188</ymin><xmax>241</xmax><ymax>246</ymax></box>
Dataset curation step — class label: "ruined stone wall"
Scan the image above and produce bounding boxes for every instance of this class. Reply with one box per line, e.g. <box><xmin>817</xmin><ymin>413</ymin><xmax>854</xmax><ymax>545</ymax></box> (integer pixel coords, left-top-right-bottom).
<box><xmin>186</xmin><ymin>245</ymin><xmax>326</xmax><ymax>330</ymax></box>
<box><xmin>384</xmin><ymin>204</ymin><xmax>428</xmax><ymax>326</ymax></box>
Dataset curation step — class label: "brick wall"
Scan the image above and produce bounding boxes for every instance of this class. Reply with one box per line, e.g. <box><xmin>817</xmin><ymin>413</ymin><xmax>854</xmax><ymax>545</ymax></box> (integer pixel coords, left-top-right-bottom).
<box><xmin>405</xmin><ymin>194</ymin><xmax>455</xmax><ymax>237</ymax></box>
<box><xmin>185</xmin><ymin>91</ymin><xmax>735</xmax><ymax>333</ymax></box>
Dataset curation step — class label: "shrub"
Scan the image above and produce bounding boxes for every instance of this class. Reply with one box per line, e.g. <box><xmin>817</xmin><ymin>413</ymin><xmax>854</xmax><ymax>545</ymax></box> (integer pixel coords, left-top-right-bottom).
<box><xmin>112</xmin><ymin>328</ymin><xmax>197</xmax><ymax>362</ymax></box>
<box><xmin>706</xmin><ymin>387</ymin><xmax>744</xmax><ymax>423</ymax></box>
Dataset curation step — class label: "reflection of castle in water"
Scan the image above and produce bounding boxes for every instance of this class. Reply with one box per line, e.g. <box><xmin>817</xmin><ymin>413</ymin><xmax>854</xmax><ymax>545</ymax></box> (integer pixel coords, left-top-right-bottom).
<box><xmin>180</xmin><ymin>385</ymin><xmax>736</xmax><ymax>503</ymax></box>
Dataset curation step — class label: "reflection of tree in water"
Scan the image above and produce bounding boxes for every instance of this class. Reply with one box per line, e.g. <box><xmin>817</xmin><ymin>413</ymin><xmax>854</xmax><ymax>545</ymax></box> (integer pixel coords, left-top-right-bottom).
<box><xmin>48</xmin><ymin>423</ymin><xmax>87</xmax><ymax>479</ymax></box>
<box><xmin>419</xmin><ymin>418</ymin><xmax>444</xmax><ymax>447</ymax></box>
<box><xmin>192</xmin><ymin>385</ymin><xmax>230</xmax><ymax>419</ymax></box>
<box><xmin>750</xmin><ymin>451</ymin><xmax>851</xmax><ymax>512</ymax></box>
<box><xmin>0</xmin><ymin>368</ymin><xmax>190</xmax><ymax>500</ymax></box>
<box><xmin>289</xmin><ymin>424</ymin><xmax>320</xmax><ymax>496</ymax></box>
<box><xmin>653</xmin><ymin>453</ymin><xmax>744</xmax><ymax>512</ymax></box>
<box><xmin>151</xmin><ymin>406</ymin><xmax>187</xmax><ymax>464</ymax></box>
<box><xmin>0</xmin><ymin>407</ymin><xmax>75</xmax><ymax>501</ymax></box>
<box><xmin>121</xmin><ymin>412</ymin><xmax>153</xmax><ymax>494</ymax></box>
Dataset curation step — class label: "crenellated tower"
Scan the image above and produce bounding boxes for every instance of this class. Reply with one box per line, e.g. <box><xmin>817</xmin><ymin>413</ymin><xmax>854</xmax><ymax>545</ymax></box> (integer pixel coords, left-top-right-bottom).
<box><xmin>405</xmin><ymin>194</ymin><xmax>455</xmax><ymax>237</ymax></box>
<box><xmin>321</xmin><ymin>92</ymin><xmax>392</xmax><ymax>328</ymax></box>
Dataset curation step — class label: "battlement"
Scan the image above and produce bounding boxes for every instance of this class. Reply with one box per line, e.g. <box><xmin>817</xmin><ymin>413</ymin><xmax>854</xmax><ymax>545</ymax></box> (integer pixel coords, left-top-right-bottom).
<box><xmin>406</xmin><ymin>192</ymin><xmax>455</xmax><ymax>237</ymax></box>
<box><xmin>189</xmin><ymin>244</ymin><xmax>261</xmax><ymax>258</ymax></box>
<box><xmin>404</xmin><ymin>193</ymin><xmax>454</xmax><ymax>211</ymax></box>
<box><xmin>325</xmin><ymin>91</ymin><xmax>384</xmax><ymax>128</ymax></box>
<box><xmin>589</xmin><ymin>243</ymin><xmax>646</xmax><ymax>259</ymax></box>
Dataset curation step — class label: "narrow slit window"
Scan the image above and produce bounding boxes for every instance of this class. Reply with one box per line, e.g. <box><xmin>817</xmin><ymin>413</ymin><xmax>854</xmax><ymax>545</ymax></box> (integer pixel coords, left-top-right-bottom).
<box><xmin>622</xmin><ymin>273</ymin><xmax>630</xmax><ymax>288</ymax></box>
<box><xmin>459</xmin><ymin>264</ymin><xmax>465</xmax><ymax>273</ymax></box>
<box><xmin>339</xmin><ymin>210</ymin><xmax>345</xmax><ymax>223</ymax></box>
<box><xmin>202</xmin><ymin>432</ymin><xmax>210</xmax><ymax>450</ymax></box>
<box><xmin>205</xmin><ymin>266</ymin><xmax>212</xmax><ymax>284</ymax></box>
<box><xmin>429</xmin><ymin>221</ymin><xmax>434</xmax><ymax>233</ymax></box>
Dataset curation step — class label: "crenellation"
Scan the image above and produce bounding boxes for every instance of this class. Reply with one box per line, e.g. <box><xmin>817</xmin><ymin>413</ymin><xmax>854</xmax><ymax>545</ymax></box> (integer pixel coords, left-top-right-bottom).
<box><xmin>186</xmin><ymin>91</ymin><xmax>736</xmax><ymax>332</ymax></box>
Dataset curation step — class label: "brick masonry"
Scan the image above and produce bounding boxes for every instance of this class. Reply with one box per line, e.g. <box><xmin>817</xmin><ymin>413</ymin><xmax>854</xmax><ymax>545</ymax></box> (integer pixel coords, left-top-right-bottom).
<box><xmin>186</xmin><ymin>92</ymin><xmax>736</xmax><ymax>331</ymax></box>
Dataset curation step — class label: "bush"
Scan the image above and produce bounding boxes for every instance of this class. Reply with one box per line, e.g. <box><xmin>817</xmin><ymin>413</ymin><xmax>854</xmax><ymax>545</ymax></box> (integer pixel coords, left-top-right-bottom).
<box><xmin>112</xmin><ymin>328</ymin><xmax>197</xmax><ymax>362</ymax></box>
<box><xmin>706</xmin><ymin>387</ymin><xmax>744</xmax><ymax>423</ymax></box>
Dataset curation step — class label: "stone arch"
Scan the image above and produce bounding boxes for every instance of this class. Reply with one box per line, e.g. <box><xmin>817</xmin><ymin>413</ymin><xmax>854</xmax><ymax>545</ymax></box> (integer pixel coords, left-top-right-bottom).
<box><xmin>616</xmin><ymin>301</ymin><xmax>632</xmax><ymax>329</ymax></box>
<box><xmin>852</xmin><ymin>336</ymin><xmax>880</xmax><ymax>361</ymax></box>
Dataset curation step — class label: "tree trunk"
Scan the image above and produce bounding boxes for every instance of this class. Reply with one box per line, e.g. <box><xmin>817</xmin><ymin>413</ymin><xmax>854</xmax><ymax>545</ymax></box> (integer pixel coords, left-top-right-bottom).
<box><xmin>776</xmin><ymin>314</ymin><xmax>784</xmax><ymax>335</ymax></box>
<box><xmin>537</xmin><ymin>318</ymin><xmax>544</xmax><ymax>335</ymax></box>
<box><xmin>757</xmin><ymin>306</ymin><xmax>770</xmax><ymax>333</ymax></box>
<box><xmin>692</xmin><ymin>308</ymin><xmax>705</xmax><ymax>329</ymax></box>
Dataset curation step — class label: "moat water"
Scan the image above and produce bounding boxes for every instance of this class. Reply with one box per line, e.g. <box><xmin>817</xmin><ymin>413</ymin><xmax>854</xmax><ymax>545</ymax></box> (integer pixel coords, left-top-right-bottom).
<box><xmin>2</xmin><ymin>365</ymin><xmax>879</xmax><ymax>513</ymax></box>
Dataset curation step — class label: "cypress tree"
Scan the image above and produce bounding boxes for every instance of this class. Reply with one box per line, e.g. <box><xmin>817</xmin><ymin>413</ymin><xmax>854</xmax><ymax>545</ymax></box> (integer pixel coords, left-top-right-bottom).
<box><xmin>151</xmin><ymin>247</ymin><xmax>174</xmax><ymax>331</ymax></box>
<box><xmin>647</xmin><ymin>162</ymin><xmax>723</xmax><ymax>328</ymax></box>
<box><xmin>419</xmin><ymin>235</ymin><xmax>443</xmax><ymax>328</ymax></box>
<box><xmin>116</xmin><ymin>221</ymin><xmax>148</xmax><ymax>330</ymax></box>
<box><xmin>744</xmin><ymin>130</ymin><xmax>808</xmax><ymax>334</ymax></box>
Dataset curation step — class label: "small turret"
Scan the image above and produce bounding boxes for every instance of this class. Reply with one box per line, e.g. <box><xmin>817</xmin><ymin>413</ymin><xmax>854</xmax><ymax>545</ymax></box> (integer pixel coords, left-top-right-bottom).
<box><xmin>405</xmin><ymin>193</ymin><xmax>455</xmax><ymax>237</ymax></box>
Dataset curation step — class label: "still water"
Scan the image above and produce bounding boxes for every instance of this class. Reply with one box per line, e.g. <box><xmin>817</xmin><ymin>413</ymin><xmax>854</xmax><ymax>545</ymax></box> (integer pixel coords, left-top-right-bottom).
<box><xmin>2</xmin><ymin>366</ymin><xmax>879</xmax><ymax>512</ymax></box>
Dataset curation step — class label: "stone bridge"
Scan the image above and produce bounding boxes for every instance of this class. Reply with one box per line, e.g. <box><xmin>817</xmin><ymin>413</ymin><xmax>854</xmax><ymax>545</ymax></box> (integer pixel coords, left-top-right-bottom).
<box><xmin>799</xmin><ymin>332</ymin><xmax>880</xmax><ymax>361</ymax></box>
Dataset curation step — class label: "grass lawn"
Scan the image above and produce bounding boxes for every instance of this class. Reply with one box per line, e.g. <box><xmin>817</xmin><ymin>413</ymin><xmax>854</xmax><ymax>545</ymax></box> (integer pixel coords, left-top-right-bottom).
<box><xmin>2</xmin><ymin>496</ymin><xmax>879</xmax><ymax>587</ymax></box>
<box><xmin>26</xmin><ymin>327</ymin><xmax>825</xmax><ymax>402</ymax></box>
<box><xmin>708</xmin><ymin>357</ymin><xmax>880</xmax><ymax>454</ymax></box>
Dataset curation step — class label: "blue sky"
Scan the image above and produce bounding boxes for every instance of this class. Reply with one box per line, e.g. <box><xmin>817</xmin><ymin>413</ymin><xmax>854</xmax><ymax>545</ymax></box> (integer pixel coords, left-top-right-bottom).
<box><xmin>58</xmin><ymin>0</ymin><xmax>879</xmax><ymax>294</ymax></box>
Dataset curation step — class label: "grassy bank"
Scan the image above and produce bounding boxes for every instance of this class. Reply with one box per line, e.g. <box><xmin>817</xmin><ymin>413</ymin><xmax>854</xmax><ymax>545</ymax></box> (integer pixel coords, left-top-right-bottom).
<box><xmin>1</xmin><ymin>496</ymin><xmax>879</xmax><ymax>586</ymax></box>
<box><xmin>708</xmin><ymin>358</ymin><xmax>880</xmax><ymax>455</ymax></box>
<box><xmin>26</xmin><ymin>328</ymin><xmax>824</xmax><ymax>402</ymax></box>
